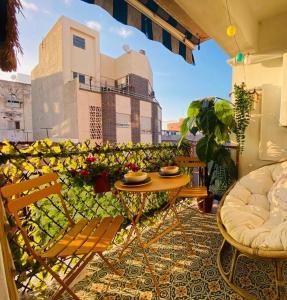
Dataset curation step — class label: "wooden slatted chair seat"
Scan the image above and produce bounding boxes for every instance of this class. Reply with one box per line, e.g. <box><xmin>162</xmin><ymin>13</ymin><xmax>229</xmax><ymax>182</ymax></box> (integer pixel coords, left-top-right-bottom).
<box><xmin>0</xmin><ymin>173</ymin><xmax>124</xmax><ymax>300</ymax></box>
<box><xmin>179</xmin><ymin>186</ymin><xmax>208</xmax><ymax>198</ymax></box>
<box><xmin>175</xmin><ymin>156</ymin><xmax>208</xmax><ymax>199</ymax></box>
<box><xmin>40</xmin><ymin>216</ymin><xmax>123</xmax><ymax>258</ymax></box>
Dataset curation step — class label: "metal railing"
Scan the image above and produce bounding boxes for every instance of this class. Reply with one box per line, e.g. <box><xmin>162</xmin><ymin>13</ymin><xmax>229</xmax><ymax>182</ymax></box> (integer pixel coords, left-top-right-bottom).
<box><xmin>0</xmin><ymin>139</ymin><xmax>239</xmax><ymax>296</ymax></box>
<box><xmin>0</xmin><ymin>140</ymin><xmax>185</xmax><ymax>294</ymax></box>
<box><xmin>73</xmin><ymin>72</ymin><xmax>159</xmax><ymax>103</ymax></box>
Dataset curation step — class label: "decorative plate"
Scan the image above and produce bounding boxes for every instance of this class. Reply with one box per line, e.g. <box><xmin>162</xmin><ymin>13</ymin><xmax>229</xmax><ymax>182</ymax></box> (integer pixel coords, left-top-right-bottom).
<box><xmin>159</xmin><ymin>171</ymin><xmax>182</xmax><ymax>178</ymax></box>
<box><xmin>120</xmin><ymin>176</ymin><xmax>152</xmax><ymax>187</ymax></box>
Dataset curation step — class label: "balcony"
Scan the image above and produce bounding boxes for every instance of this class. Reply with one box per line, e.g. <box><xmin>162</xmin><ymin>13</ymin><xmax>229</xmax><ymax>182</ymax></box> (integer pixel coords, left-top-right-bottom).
<box><xmin>73</xmin><ymin>73</ymin><xmax>158</xmax><ymax>104</ymax></box>
<box><xmin>0</xmin><ymin>139</ymin><xmax>279</xmax><ymax>300</ymax></box>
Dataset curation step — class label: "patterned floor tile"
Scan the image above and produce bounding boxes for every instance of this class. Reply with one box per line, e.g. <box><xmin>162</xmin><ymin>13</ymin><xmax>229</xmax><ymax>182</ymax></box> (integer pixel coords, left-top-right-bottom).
<box><xmin>39</xmin><ymin>207</ymin><xmax>287</xmax><ymax>299</ymax></box>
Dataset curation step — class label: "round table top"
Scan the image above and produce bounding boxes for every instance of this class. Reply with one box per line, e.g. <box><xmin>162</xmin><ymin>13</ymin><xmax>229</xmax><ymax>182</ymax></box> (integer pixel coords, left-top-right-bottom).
<box><xmin>114</xmin><ymin>172</ymin><xmax>190</xmax><ymax>193</ymax></box>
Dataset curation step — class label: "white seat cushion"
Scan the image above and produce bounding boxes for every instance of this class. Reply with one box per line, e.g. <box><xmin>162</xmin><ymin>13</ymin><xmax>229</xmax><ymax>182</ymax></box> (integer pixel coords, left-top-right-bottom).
<box><xmin>239</xmin><ymin>165</ymin><xmax>274</xmax><ymax>195</ymax></box>
<box><xmin>221</xmin><ymin>161</ymin><xmax>287</xmax><ymax>250</ymax></box>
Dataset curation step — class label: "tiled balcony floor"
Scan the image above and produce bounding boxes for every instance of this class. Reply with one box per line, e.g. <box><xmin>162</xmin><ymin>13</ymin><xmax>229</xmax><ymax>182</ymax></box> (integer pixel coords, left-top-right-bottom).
<box><xmin>60</xmin><ymin>205</ymin><xmax>284</xmax><ymax>299</ymax></box>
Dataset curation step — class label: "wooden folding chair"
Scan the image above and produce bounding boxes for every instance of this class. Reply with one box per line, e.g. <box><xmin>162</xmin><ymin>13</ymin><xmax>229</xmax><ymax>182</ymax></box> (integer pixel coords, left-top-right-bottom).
<box><xmin>0</xmin><ymin>173</ymin><xmax>124</xmax><ymax>300</ymax></box>
<box><xmin>175</xmin><ymin>156</ymin><xmax>208</xmax><ymax>199</ymax></box>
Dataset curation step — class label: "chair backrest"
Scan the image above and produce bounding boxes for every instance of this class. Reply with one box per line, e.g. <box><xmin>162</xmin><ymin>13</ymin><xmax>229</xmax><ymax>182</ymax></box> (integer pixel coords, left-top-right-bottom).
<box><xmin>0</xmin><ymin>173</ymin><xmax>73</xmax><ymax>223</ymax></box>
<box><xmin>0</xmin><ymin>173</ymin><xmax>74</xmax><ymax>256</ymax></box>
<box><xmin>175</xmin><ymin>156</ymin><xmax>206</xmax><ymax>187</ymax></box>
<box><xmin>176</xmin><ymin>156</ymin><xmax>206</xmax><ymax>168</ymax></box>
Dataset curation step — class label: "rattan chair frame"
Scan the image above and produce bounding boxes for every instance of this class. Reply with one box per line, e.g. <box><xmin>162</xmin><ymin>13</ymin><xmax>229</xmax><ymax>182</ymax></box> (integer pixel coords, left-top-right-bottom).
<box><xmin>217</xmin><ymin>161</ymin><xmax>287</xmax><ymax>300</ymax></box>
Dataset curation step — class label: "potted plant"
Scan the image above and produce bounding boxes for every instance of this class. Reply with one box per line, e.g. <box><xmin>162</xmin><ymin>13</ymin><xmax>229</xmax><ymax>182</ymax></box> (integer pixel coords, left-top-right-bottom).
<box><xmin>70</xmin><ymin>156</ymin><xmax>119</xmax><ymax>193</ymax></box>
<box><xmin>179</xmin><ymin>97</ymin><xmax>237</xmax><ymax>212</ymax></box>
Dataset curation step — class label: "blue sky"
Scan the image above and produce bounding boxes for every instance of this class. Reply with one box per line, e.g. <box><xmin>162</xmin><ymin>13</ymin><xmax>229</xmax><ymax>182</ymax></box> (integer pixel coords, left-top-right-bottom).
<box><xmin>0</xmin><ymin>0</ymin><xmax>232</xmax><ymax>123</ymax></box>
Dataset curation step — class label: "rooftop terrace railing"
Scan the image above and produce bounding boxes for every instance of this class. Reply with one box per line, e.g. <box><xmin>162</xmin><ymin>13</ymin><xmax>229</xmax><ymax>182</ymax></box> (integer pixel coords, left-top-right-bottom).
<box><xmin>73</xmin><ymin>73</ymin><xmax>159</xmax><ymax>104</ymax></box>
<box><xmin>0</xmin><ymin>140</ymin><xmax>186</xmax><ymax>294</ymax></box>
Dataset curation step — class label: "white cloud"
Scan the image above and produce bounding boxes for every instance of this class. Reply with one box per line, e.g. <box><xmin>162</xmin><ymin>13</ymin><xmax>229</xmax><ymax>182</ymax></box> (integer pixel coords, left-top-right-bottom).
<box><xmin>86</xmin><ymin>20</ymin><xmax>102</xmax><ymax>31</ymax></box>
<box><xmin>110</xmin><ymin>26</ymin><xmax>133</xmax><ymax>39</ymax></box>
<box><xmin>63</xmin><ymin>0</ymin><xmax>72</xmax><ymax>5</ymax></box>
<box><xmin>21</xmin><ymin>0</ymin><xmax>38</xmax><ymax>12</ymax></box>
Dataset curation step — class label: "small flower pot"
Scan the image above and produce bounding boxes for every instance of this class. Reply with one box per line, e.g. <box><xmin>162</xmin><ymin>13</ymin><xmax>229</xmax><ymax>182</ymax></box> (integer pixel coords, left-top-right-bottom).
<box><xmin>93</xmin><ymin>176</ymin><xmax>110</xmax><ymax>193</ymax></box>
<box><xmin>197</xmin><ymin>194</ymin><xmax>213</xmax><ymax>213</ymax></box>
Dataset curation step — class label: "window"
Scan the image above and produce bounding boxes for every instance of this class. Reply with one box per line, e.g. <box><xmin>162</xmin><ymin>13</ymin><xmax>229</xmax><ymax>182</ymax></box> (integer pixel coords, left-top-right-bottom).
<box><xmin>79</xmin><ymin>74</ymin><xmax>85</xmax><ymax>84</ymax></box>
<box><xmin>7</xmin><ymin>120</ymin><xmax>21</xmax><ymax>130</ymax></box>
<box><xmin>7</xmin><ymin>94</ymin><xmax>21</xmax><ymax>108</ymax></box>
<box><xmin>116</xmin><ymin>113</ymin><xmax>130</xmax><ymax>128</ymax></box>
<box><xmin>140</xmin><ymin>116</ymin><xmax>152</xmax><ymax>133</ymax></box>
<box><xmin>73</xmin><ymin>72</ymin><xmax>85</xmax><ymax>84</ymax></box>
<box><xmin>73</xmin><ymin>35</ymin><xmax>85</xmax><ymax>49</ymax></box>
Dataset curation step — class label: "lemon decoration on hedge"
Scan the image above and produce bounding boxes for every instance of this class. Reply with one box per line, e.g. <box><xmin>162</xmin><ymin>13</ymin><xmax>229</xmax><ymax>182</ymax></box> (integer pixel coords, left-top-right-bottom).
<box><xmin>226</xmin><ymin>25</ymin><xmax>236</xmax><ymax>37</ymax></box>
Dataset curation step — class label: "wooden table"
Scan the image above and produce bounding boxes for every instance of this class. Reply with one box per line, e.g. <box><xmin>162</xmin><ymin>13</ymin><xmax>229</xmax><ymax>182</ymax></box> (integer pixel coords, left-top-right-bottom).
<box><xmin>115</xmin><ymin>172</ymin><xmax>191</xmax><ymax>295</ymax></box>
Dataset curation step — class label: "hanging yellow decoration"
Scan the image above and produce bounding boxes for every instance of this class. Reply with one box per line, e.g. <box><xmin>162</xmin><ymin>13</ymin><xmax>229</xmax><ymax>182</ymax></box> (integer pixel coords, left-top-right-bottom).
<box><xmin>226</xmin><ymin>25</ymin><xmax>236</xmax><ymax>37</ymax></box>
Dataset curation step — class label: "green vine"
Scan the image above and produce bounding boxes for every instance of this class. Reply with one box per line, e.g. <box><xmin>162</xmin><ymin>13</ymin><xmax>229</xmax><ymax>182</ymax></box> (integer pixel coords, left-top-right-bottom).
<box><xmin>234</xmin><ymin>83</ymin><xmax>253</xmax><ymax>153</ymax></box>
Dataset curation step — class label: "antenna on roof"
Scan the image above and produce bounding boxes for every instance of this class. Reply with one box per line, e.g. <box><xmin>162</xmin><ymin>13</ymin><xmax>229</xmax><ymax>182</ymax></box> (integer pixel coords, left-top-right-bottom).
<box><xmin>122</xmin><ymin>44</ymin><xmax>131</xmax><ymax>53</ymax></box>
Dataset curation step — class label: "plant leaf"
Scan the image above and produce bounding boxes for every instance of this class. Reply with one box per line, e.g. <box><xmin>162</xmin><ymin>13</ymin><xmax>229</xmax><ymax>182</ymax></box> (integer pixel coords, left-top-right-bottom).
<box><xmin>196</xmin><ymin>136</ymin><xmax>218</xmax><ymax>163</ymax></box>
<box><xmin>215</xmin><ymin>147</ymin><xmax>237</xmax><ymax>177</ymax></box>
<box><xmin>214</xmin><ymin>100</ymin><xmax>234</xmax><ymax>126</ymax></box>
<box><xmin>180</xmin><ymin>117</ymin><xmax>191</xmax><ymax>139</ymax></box>
<box><xmin>198</xmin><ymin>109</ymin><xmax>217</xmax><ymax>134</ymax></box>
<box><xmin>214</xmin><ymin>125</ymin><xmax>229</xmax><ymax>143</ymax></box>
<box><xmin>187</xmin><ymin>101</ymin><xmax>201</xmax><ymax>118</ymax></box>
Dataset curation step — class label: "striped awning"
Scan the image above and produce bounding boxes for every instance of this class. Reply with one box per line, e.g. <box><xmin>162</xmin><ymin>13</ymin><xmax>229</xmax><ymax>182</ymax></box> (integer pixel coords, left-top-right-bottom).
<box><xmin>80</xmin><ymin>0</ymin><xmax>202</xmax><ymax>64</ymax></box>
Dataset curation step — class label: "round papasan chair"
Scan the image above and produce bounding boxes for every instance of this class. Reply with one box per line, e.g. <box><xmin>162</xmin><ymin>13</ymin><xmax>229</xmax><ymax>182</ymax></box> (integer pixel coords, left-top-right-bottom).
<box><xmin>217</xmin><ymin>160</ymin><xmax>287</xmax><ymax>300</ymax></box>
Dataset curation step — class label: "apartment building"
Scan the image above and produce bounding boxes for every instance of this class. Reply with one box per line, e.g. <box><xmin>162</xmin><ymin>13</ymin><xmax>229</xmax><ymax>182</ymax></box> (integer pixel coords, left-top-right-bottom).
<box><xmin>31</xmin><ymin>16</ymin><xmax>162</xmax><ymax>144</ymax></box>
<box><xmin>0</xmin><ymin>74</ymin><xmax>33</xmax><ymax>141</ymax></box>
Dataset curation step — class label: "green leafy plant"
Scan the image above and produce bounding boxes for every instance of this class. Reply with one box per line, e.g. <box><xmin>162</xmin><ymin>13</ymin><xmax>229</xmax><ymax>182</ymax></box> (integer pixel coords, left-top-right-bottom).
<box><xmin>234</xmin><ymin>83</ymin><xmax>253</xmax><ymax>153</ymax></box>
<box><xmin>179</xmin><ymin>97</ymin><xmax>237</xmax><ymax>194</ymax></box>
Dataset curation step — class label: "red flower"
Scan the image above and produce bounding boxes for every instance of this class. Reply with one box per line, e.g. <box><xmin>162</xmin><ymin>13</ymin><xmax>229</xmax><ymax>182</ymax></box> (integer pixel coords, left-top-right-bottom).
<box><xmin>80</xmin><ymin>169</ymin><xmax>90</xmax><ymax>177</ymax></box>
<box><xmin>86</xmin><ymin>156</ymin><xmax>96</xmax><ymax>163</ymax></box>
<box><xmin>70</xmin><ymin>169</ymin><xmax>77</xmax><ymax>176</ymax></box>
<box><xmin>100</xmin><ymin>170</ymin><xmax>109</xmax><ymax>177</ymax></box>
<box><xmin>125</xmin><ymin>163</ymin><xmax>139</xmax><ymax>172</ymax></box>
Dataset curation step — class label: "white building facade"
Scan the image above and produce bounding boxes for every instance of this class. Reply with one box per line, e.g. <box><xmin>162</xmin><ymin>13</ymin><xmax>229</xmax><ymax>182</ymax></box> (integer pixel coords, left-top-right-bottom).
<box><xmin>0</xmin><ymin>75</ymin><xmax>33</xmax><ymax>142</ymax></box>
<box><xmin>32</xmin><ymin>16</ymin><xmax>162</xmax><ymax>144</ymax></box>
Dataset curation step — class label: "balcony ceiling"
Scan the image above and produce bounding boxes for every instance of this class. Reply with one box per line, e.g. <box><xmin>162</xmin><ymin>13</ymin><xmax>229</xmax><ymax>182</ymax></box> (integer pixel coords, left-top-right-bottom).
<box><xmin>158</xmin><ymin>0</ymin><xmax>287</xmax><ymax>57</ymax></box>
<box><xmin>248</xmin><ymin>0</ymin><xmax>287</xmax><ymax>21</ymax></box>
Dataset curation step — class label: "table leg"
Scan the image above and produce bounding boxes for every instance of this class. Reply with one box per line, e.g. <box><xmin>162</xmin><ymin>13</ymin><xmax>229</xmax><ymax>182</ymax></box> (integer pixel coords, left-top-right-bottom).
<box><xmin>142</xmin><ymin>187</ymin><xmax>193</xmax><ymax>255</ymax></box>
<box><xmin>118</xmin><ymin>192</ymin><xmax>148</xmax><ymax>258</ymax></box>
<box><xmin>167</xmin><ymin>188</ymin><xmax>193</xmax><ymax>250</ymax></box>
<box><xmin>142</xmin><ymin>188</ymin><xmax>181</xmax><ymax>249</ymax></box>
<box><xmin>118</xmin><ymin>192</ymin><xmax>160</xmax><ymax>295</ymax></box>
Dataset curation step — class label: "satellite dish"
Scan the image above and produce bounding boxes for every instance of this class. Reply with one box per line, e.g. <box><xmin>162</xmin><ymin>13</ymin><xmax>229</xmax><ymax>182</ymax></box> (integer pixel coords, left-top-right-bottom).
<box><xmin>122</xmin><ymin>44</ymin><xmax>131</xmax><ymax>53</ymax></box>
<box><xmin>11</xmin><ymin>74</ymin><xmax>17</xmax><ymax>80</ymax></box>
